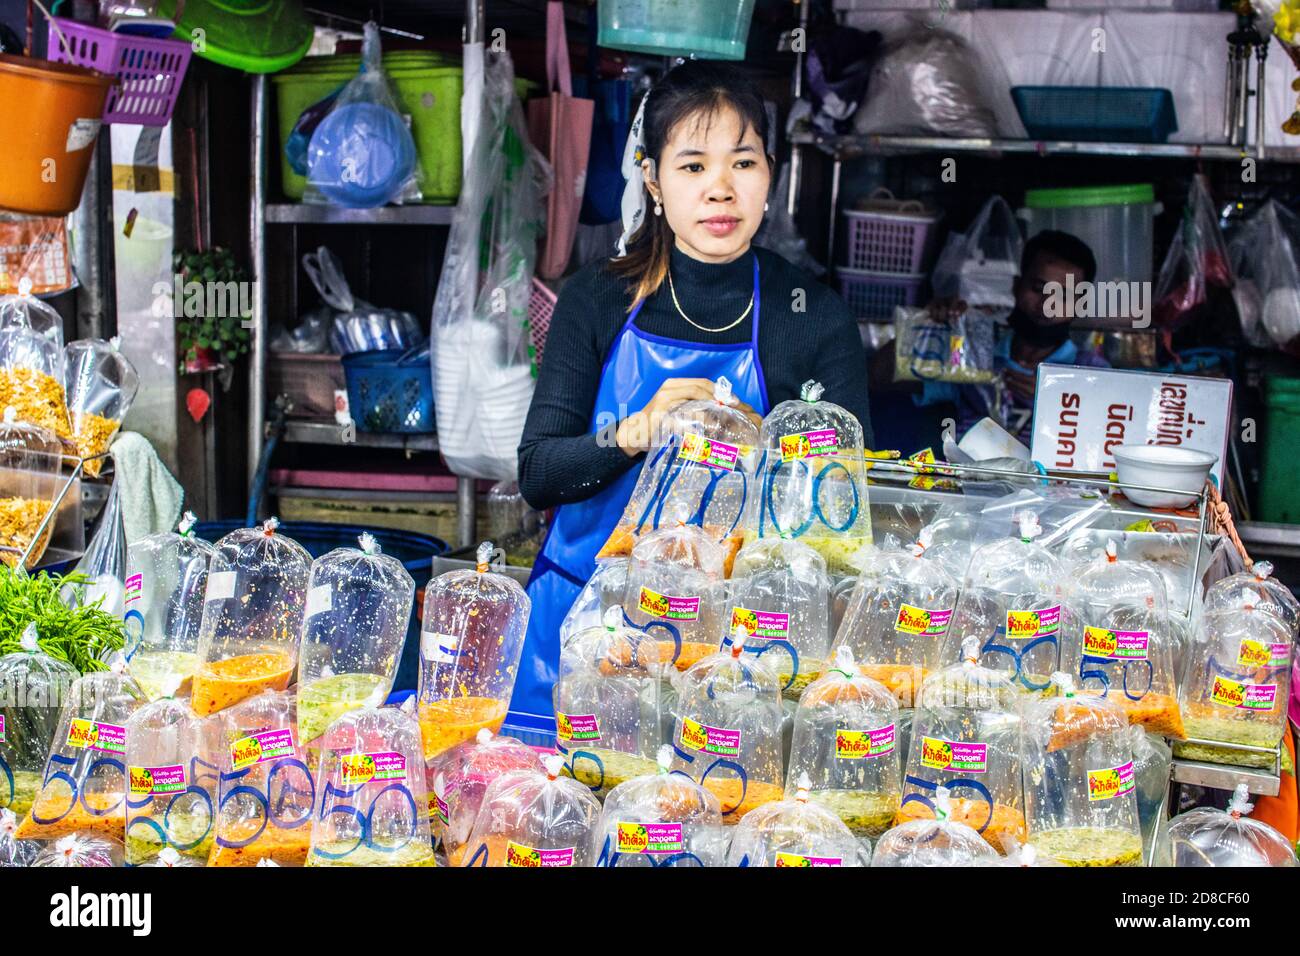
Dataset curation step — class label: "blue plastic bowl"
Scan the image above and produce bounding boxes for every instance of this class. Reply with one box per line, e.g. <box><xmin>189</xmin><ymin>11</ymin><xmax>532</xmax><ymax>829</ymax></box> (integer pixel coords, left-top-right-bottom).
<box><xmin>307</xmin><ymin>100</ymin><xmax>416</xmax><ymax>207</ymax></box>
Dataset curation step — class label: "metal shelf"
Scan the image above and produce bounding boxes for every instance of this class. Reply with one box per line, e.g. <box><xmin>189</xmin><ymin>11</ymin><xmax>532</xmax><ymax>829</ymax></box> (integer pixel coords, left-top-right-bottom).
<box><xmin>1171</xmin><ymin>756</ymin><xmax>1282</xmax><ymax>797</ymax></box>
<box><xmin>266</xmin><ymin>203</ymin><xmax>455</xmax><ymax>226</ymax></box>
<box><xmin>282</xmin><ymin>420</ymin><xmax>439</xmax><ymax>453</ymax></box>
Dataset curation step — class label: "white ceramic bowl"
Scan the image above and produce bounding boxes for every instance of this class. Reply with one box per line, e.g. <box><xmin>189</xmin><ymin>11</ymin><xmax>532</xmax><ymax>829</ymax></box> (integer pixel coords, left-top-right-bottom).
<box><xmin>1112</xmin><ymin>444</ymin><xmax>1218</xmax><ymax>509</ymax></box>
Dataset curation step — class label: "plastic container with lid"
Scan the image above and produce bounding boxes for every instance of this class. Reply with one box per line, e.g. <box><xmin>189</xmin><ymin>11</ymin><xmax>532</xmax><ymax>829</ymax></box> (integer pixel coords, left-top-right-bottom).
<box><xmin>1021</xmin><ymin>674</ymin><xmax>1143</xmax><ymax>867</ymax></box>
<box><xmin>0</xmin><ymin>328</ymin><xmax>70</xmax><ymax>441</ymax></box>
<box><xmin>15</xmin><ymin>669</ymin><xmax>144</xmax><ymax>842</ymax></box>
<box><xmin>1202</xmin><ymin>561</ymin><xmax>1299</xmax><ymax>636</ymax></box>
<box><xmin>1021</xmin><ymin>184</ymin><xmax>1158</xmax><ymax>286</ymax></box>
<box><xmin>598</xmin><ymin>377</ymin><xmax>760</xmax><ymax>575</ymax></box>
<box><xmin>64</xmin><ymin>337</ymin><xmax>139</xmax><ymax>477</ymax></box>
<box><xmin>623</xmin><ymin>523</ymin><xmax>727</xmax><ymax>673</ymax></box>
<box><xmin>460</xmin><ymin>754</ymin><xmax>602</xmax><ymax>867</ymax></box>
<box><xmin>748</xmin><ymin>380</ymin><xmax>873</xmax><ymax>575</ymax></box>
<box><xmin>417</xmin><ymin>541</ymin><xmax>531</xmax><ymax>760</ymax></box>
<box><xmin>1165</xmin><ymin>784</ymin><xmax>1296</xmax><ymax>867</ymax></box>
<box><xmin>592</xmin><ymin>745</ymin><xmax>728</xmax><ymax>867</ymax></box>
<box><xmin>296</xmin><ymin>533</ymin><xmax>414</xmax><ymax>747</ymax></box>
<box><xmin>950</xmin><ymin>513</ymin><xmax>1065</xmax><ymax>694</ymax></box>
<box><xmin>158</xmin><ymin>0</ymin><xmax>312</xmax><ymax>73</ymax></box>
<box><xmin>871</xmin><ymin>786</ymin><xmax>998</xmax><ymax>867</ymax></box>
<box><xmin>554</xmin><ymin>606</ymin><xmax>668</xmax><ymax>797</ymax></box>
<box><xmin>784</xmin><ymin>647</ymin><xmax>901</xmax><ymax>838</ymax></box>
<box><xmin>725</xmin><ymin>771</ymin><xmax>868</xmax><ymax>867</ymax></box>
<box><xmin>1175</xmin><ymin>590</ymin><xmax>1294</xmax><ymax>768</ymax></box>
<box><xmin>1062</xmin><ymin>540</ymin><xmax>1185</xmax><ymax>739</ymax></box>
<box><xmin>0</xmin><ymin>407</ymin><xmax>63</xmax><ymax>569</ymax></box>
<box><xmin>307</xmin><ymin>706</ymin><xmax>436</xmax><ymax>867</ymax></box>
<box><xmin>0</xmin><ymin>626</ymin><xmax>79</xmax><ymax>823</ymax></box>
<box><xmin>123</xmin><ymin>512</ymin><xmax>217</xmax><ymax>703</ymax></box>
<box><xmin>426</xmin><ymin>728</ymin><xmax>542</xmax><ymax>866</ymax></box>
<box><xmin>669</xmin><ymin>631</ymin><xmax>785</xmax><ymax>824</ymax></box>
<box><xmin>209</xmin><ymin>689</ymin><xmax>315</xmax><ymax>867</ymax></box>
<box><xmin>725</xmin><ymin>536</ymin><xmax>831</xmax><ymax>700</ymax></box>
<box><xmin>191</xmin><ymin>519</ymin><xmax>311</xmax><ymax>717</ymax></box>
<box><xmin>831</xmin><ymin>529</ymin><xmax>962</xmax><ymax>707</ymax></box>
<box><xmin>898</xmin><ymin>637</ymin><xmax>1026</xmax><ymax>854</ymax></box>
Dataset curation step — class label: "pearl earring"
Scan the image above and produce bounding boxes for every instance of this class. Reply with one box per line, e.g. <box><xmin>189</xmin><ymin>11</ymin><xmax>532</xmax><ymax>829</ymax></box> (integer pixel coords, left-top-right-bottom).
<box><xmin>654</xmin><ymin>201</ymin><xmax>663</xmax><ymax>216</ymax></box>
<box><xmin>764</xmin><ymin>201</ymin><xmax>769</xmax><ymax>212</ymax></box>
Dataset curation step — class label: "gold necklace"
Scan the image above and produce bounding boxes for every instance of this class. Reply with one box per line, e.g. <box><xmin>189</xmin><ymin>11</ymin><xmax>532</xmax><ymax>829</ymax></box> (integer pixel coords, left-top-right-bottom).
<box><xmin>668</xmin><ymin>267</ymin><xmax>754</xmax><ymax>333</ymax></box>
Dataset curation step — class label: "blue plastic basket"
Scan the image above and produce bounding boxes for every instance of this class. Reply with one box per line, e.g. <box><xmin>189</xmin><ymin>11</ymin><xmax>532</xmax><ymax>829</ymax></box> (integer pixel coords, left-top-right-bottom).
<box><xmin>342</xmin><ymin>346</ymin><xmax>434</xmax><ymax>434</ymax></box>
<box><xmin>1011</xmin><ymin>86</ymin><xmax>1178</xmax><ymax>144</ymax></box>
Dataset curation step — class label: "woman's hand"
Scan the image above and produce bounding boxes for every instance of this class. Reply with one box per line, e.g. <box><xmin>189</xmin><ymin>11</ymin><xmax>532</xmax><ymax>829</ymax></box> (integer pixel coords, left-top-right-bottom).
<box><xmin>614</xmin><ymin>377</ymin><xmax>762</xmax><ymax>457</ymax></box>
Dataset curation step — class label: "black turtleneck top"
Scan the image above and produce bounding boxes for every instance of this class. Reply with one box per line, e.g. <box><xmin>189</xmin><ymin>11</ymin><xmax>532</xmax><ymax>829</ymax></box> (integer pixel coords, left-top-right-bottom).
<box><xmin>517</xmin><ymin>244</ymin><xmax>873</xmax><ymax>511</ymax></box>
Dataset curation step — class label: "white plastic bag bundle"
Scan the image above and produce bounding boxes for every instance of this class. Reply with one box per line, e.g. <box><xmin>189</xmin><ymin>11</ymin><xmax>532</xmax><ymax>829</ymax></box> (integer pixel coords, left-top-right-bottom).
<box><xmin>1227</xmin><ymin>200</ymin><xmax>1300</xmax><ymax>352</ymax></box>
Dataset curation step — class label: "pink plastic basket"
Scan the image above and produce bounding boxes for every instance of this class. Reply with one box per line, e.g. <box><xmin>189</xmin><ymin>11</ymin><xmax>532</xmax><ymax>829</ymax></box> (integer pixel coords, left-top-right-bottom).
<box><xmin>837</xmin><ymin>267</ymin><xmax>926</xmax><ymax>322</ymax></box>
<box><xmin>47</xmin><ymin>18</ymin><xmax>191</xmax><ymax>126</ymax></box>
<box><xmin>842</xmin><ymin>189</ymin><xmax>942</xmax><ymax>274</ymax></box>
<box><xmin>527</xmin><ymin>277</ymin><xmax>557</xmax><ymax>370</ymax></box>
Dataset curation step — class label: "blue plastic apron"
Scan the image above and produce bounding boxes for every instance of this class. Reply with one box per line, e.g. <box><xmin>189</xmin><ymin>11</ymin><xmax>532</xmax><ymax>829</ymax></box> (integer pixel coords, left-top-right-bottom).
<box><xmin>507</xmin><ymin>256</ymin><xmax>769</xmax><ymax>737</ymax></box>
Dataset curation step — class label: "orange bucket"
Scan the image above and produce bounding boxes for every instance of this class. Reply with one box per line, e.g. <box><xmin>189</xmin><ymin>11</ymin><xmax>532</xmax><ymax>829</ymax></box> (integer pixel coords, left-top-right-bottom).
<box><xmin>0</xmin><ymin>53</ymin><xmax>113</xmax><ymax>216</ymax></box>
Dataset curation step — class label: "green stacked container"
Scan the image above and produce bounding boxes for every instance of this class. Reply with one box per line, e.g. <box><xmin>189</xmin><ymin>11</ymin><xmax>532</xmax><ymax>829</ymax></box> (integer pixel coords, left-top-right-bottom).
<box><xmin>1258</xmin><ymin>375</ymin><xmax>1300</xmax><ymax>523</ymax></box>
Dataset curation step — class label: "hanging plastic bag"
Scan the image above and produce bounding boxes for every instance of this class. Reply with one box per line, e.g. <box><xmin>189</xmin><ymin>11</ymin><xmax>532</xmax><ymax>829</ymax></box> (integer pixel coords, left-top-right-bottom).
<box><xmin>63</xmin><ymin>337</ymin><xmax>139</xmax><ymax>478</ymax></box>
<box><xmin>0</xmin><ymin>808</ymin><xmax>38</xmax><ymax>866</ymax></box>
<box><xmin>0</xmin><ymin>326</ymin><xmax>71</xmax><ymax>442</ymax></box>
<box><xmin>725</xmin><ymin>772</ymin><xmax>868</xmax><ymax>867</ymax></box>
<box><xmin>1127</xmin><ymin>726</ymin><xmax>1171</xmax><ymax>861</ymax></box>
<box><xmin>305</xmin><ymin>23</ymin><xmax>422</xmax><ymax>208</ymax></box>
<box><xmin>753</xmin><ymin>162</ymin><xmax>825</xmax><ymax>277</ymax></box>
<box><xmin>931</xmin><ymin>195</ymin><xmax>1023</xmax><ymax>315</ymax></box>
<box><xmin>431</xmin><ymin>49</ymin><xmax>549</xmax><ymax>481</ymax></box>
<box><xmin>0</xmin><ymin>408</ymin><xmax>63</xmax><ymax>570</ymax></box>
<box><xmin>1228</xmin><ymin>200</ymin><xmax>1300</xmax><ymax>353</ymax></box>
<box><xmin>1165</xmin><ymin>783</ymin><xmax>1296</xmax><ymax>867</ymax></box>
<box><xmin>61</xmin><ymin>476</ymin><xmax>127</xmax><ymax>617</ymax></box>
<box><xmin>0</xmin><ymin>279</ymin><xmax>65</xmax><ymax>348</ymax></box>
<box><xmin>871</xmin><ymin>786</ymin><xmax>998</xmax><ymax>867</ymax></box>
<box><xmin>893</xmin><ymin>306</ymin><xmax>998</xmax><ymax>385</ymax></box>
<box><xmin>597</xmin><ymin>376</ymin><xmax>760</xmax><ymax>574</ymax></box>
<box><xmin>31</xmin><ymin>832</ymin><xmax>122</xmax><ymax>867</ymax></box>
<box><xmin>1152</xmin><ymin>175</ymin><xmax>1232</xmax><ymax>340</ymax></box>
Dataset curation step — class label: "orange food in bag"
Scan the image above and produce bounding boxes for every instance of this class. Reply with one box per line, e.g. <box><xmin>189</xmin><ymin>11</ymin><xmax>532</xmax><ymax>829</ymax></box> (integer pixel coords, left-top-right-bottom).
<box><xmin>208</xmin><ymin>827</ymin><xmax>312</xmax><ymax>867</ymax></box>
<box><xmin>1046</xmin><ymin>700</ymin><xmax>1127</xmax><ymax>753</ymax></box>
<box><xmin>598</xmin><ymin>524</ymin><xmax>743</xmax><ymax>577</ymax></box>
<box><xmin>700</xmin><ymin>778</ymin><xmax>784</xmax><ymax>824</ymax></box>
<box><xmin>656</xmin><ymin>641</ymin><xmax>722</xmax><ymax>673</ymax></box>
<box><xmin>894</xmin><ymin>796</ymin><xmax>1026</xmax><ymax>854</ymax></box>
<box><xmin>190</xmin><ymin>652</ymin><xmax>295</xmax><ymax>717</ymax></box>
<box><xmin>1081</xmin><ymin>690</ymin><xmax>1186</xmax><ymax>740</ymax></box>
<box><xmin>860</xmin><ymin>664</ymin><xmax>928</xmax><ymax>707</ymax></box>
<box><xmin>418</xmin><ymin>697</ymin><xmax>508</xmax><ymax>760</ymax></box>
<box><xmin>16</xmin><ymin>787</ymin><xmax>124</xmax><ymax>841</ymax></box>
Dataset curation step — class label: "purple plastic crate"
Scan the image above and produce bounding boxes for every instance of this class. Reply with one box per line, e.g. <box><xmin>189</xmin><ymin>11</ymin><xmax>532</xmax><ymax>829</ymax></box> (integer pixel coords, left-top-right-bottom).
<box><xmin>843</xmin><ymin>203</ymin><xmax>941</xmax><ymax>274</ymax></box>
<box><xmin>837</xmin><ymin>268</ymin><xmax>925</xmax><ymax>322</ymax></box>
<box><xmin>47</xmin><ymin>18</ymin><xmax>191</xmax><ymax>126</ymax></box>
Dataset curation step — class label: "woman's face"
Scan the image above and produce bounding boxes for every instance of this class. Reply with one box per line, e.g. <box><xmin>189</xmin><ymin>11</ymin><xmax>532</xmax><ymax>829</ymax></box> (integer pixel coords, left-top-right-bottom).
<box><xmin>644</xmin><ymin>105</ymin><xmax>770</xmax><ymax>264</ymax></box>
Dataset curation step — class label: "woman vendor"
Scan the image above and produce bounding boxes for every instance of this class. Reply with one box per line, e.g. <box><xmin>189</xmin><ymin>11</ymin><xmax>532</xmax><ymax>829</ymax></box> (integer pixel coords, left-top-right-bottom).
<box><xmin>508</xmin><ymin>60</ymin><xmax>872</xmax><ymax>736</ymax></box>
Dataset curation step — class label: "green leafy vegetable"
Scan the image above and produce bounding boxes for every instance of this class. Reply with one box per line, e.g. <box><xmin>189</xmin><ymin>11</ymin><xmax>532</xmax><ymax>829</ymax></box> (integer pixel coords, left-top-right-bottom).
<box><xmin>0</xmin><ymin>565</ymin><xmax>126</xmax><ymax>674</ymax></box>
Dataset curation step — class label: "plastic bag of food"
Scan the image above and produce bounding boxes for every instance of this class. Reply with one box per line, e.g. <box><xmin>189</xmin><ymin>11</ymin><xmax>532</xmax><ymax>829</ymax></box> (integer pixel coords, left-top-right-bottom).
<box><xmin>31</xmin><ymin>832</ymin><xmax>122</xmax><ymax>867</ymax></box>
<box><xmin>669</xmin><ymin>632</ymin><xmax>785</xmax><ymax>824</ymax></box>
<box><xmin>1061</xmin><ymin>541</ymin><xmax>1185</xmax><ymax>739</ymax></box>
<box><xmin>123</xmin><ymin>679</ymin><xmax>217</xmax><ymax>865</ymax></box>
<box><xmin>950</xmin><ymin>513</ymin><xmax>1065</xmax><ymax>694</ymax></box>
<box><xmin>297</xmin><ymin>534</ymin><xmax>414</xmax><ymax>748</ymax></box>
<box><xmin>1166</xmin><ymin>783</ymin><xmax>1295</xmax><ymax>867</ymax></box>
<box><xmin>0</xmin><ymin>280</ymin><xmax>64</xmax><ymax>349</ymax></box>
<box><xmin>893</xmin><ymin>306</ymin><xmax>998</xmax><ymax>385</ymax></box>
<box><xmin>931</xmin><ymin>195</ymin><xmax>1023</xmax><ymax>313</ymax></box>
<box><xmin>785</xmin><ymin>646</ymin><xmax>901</xmax><ymax>838</ymax></box>
<box><xmin>555</xmin><ymin>606</ymin><xmax>668</xmax><ymax>797</ymax></box>
<box><xmin>832</xmin><ymin>529</ymin><xmax>962</xmax><ymax>707</ymax></box>
<box><xmin>725</xmin><ymin>536</ymin><xmax>831</xmax><ymax>700</ymax></box>
<box><xmin>0</xmin><ymin>407</ymin><xmax>62</xmax><ymax>569</ymax></box>
<box><xmin>725</xmin><ymin>771</ymin><xmax>868</xmax><ymax>867</ymax></box>
<box><xmin>15</xmin><ymin>670</ymin><xmax>144</xmax><ymax>842</ymax></box>
<box><xmin>1152</xmin><ymin>175</ymin><xmax>1232</xmax><ymax>338</ymax></box>
<box><xmin>1227</xmin><ymin>200</ymin><xmax>1300</xmax><ymax>353</ymax></box>
<box><xmin>1203</xmin><ymin>561</ymin><xmax>1298</xmax><ymax>636</ymax></box>
<box><xmin>307</xmin><ymin>706</ymin><xmax>435</xmax><ymax>867</ymax></box>
<box><xmin>426</xmin><ymin>728</ymin><xmax>542</xmax><ymax>865</ymax></box>
<box><xmin>1020</xmin><ymin>674</ymin><xmax>1143</xmax><ymax>867</ymax></box>
<box><xmin>0</xmin><ymin>807</ymin><xmax>38</xmax><ymax>866</ymax></box>
<box><xmin>898</xmin><ymin>637</ymin><xmax>1026</xmax><ymax>854</ymax></box>
<box><xmin>63</xmin><ymin>338</ymin><xmax>139</xmax><ymax>478</ymax></box>
<box><xmin>123</xmin><ymin>512</ymin><xmax>217</xmax><ymax>702</ymax></box>
<box><xmin>191</xmin><ymin>519</ymin><xmax>311</xmax><ymax>717</ymax></box>
<box><xmin>0</xmin><ymin>327</ymin><xmax>70</xmax><ymax>441</ymax></box>
<box><xmin>417</xmin><ymin>541</ymin><xmax>530</xmax><ymax>760</ymax></box>
<box><xmin>209</xmin><ymin>690</ymin><xmax>314</xmax><ymax>867</ymax></box>
<box><xmin>598</xmin><ymin>377</ymin><xmax>760</xmax><ymax>573</ymax></box>
<box><xmin>871</xmin><ymin>786</ymin><xmax>998</xmax><ymax>867</ymax></box>
<box><xmin>486</xmin><ymin>479</ymin><xmax>546</xmax><ymax>565</ymax></box>
<box><xmin>0</xmin><ymin>626</ymin><xmax>79</xmax><ymax>823</ymax></box>
<box><xmin>623</xmin><ymin>524</ymin><xmax>727</xmax><ymax>673</ymax></box>
<box><xmin>1175</xmin><ymin>590</ymin><xmax>1293</xmax><ymax>769</ymax></box>
<box><xmin>1127</xmin><ymin>725</ymin><xmax>1171</xmax><ymax>859</ymax></box>
<box><xmin>592</xmin><ymin>745</ymin><xmax>727</xmax><ymax>867</ymax></box>
<box><xmin>559</xmin><ymin>558</ymin><xmax>628</xmax><ymax>648</ymax></box>
<box><xmin>748</xmin><ymin>381</ymin><xmax>873</xmax><ymax>575</ymax></box>
<box><xmin>460</xmin><ymin>754</ymin><xmax>601</xmax><ymax>867</ymax></box>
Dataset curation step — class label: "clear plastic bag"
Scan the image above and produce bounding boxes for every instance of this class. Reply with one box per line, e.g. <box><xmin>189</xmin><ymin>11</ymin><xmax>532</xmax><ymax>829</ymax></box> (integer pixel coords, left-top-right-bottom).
<box><xmin>592</xmin><ymin>745</ymin><xmax>728</xmax><ymax>867</ymax></box>
<box><xmin>191</xmin><ymin>519</ymin><xmax>311</xmax><ymax>718</ymax></box>
<box><xmin>871</xmin><ymin>786</ymin><xmax>998</xmax><ymax>868</ymax></box>
<box><xmin>61</xmin><ymin>475</ymin><xmax>127</xmax><ymax>617</ymax></box>
<box><xmin>1020</xmin><ymin>674</ymin><xmax>1143</xmax><ymax>867</ymax></box>
<box><xmin>0</xmin><ymin>626</ymin><xmax>79</xmax><ymax>823</ymax></box>
<box><xmin>486</xmin><ymin>480</ymin><xmax>546</xmax><ymax>566</ymax></box>
<box><xmin>899</xmin><ymin>637</ymin><xmax>1026</xmax><ymax>854</ymax></box>
<box><xmin>64</xmin><ymin>337</ymin><xmax>139</xmax><ymax>478</ymax></box>
<box><xmin>931</xmin><ymin>195</ymin><xmax>1023</xmax><ymax>313</ymax></box>
<box><xmin>725</xmin><ymin>771</ymin><xmax>868</xmax><ymax>867</ymax></box>
<box><xmin>31</xmin><ymin>832</ymin><xmax>122</xmax><ymax>867</ymax></box>
<box><xmin>748</xmin><ymin>380</ymin><xmax>873</xmax><ymax>575</ymax></box>
<box><xmin>669</xmin><ymin>633</ymin><xmax>786</xmax><ymax>824</ymax></box>
<box><xmin>831</xmin><ymin>530</ymin><xmax>962</xmax><ymax>708</ymax></box>
<box><xmin>623</xmin><ymin>524</ymin><xmax>727</xmax><ymax>672</ymax></box>
<box><xmin>123</xmin><ymin>512</ymin><xmax>216</xmax><ymax>703</ymax></box>
<box><xmin>1227</xmin><ymin>200</ymin><xmax>1300</xmax><ymax>352</ymax></box>
<box><xmin>725</xmin><ymin>536</ymin><xmax>832</xmax><ymax>701</ymax></box>
<box><xmin>0</xmin><ymin>281</ymin><xmax>64</xmax><ymax>349</ymax></box>
<box><xmin>785</xmin><ymin>647</ymin><xmax>901</xmax><ymax>839</ymax></box>
<box><xmin>0</xmin><ymin>327</ymin><xmax>70</xmax><ymax>441</ymax></box>
<box><xmin>15</xmin><ymin>670</ymin><xmax>144</xmax><ymax>842</ymax></box>
<box><xmin>1202</xmin><ymin>561</ymin><xmax>1299</xmax><ymax>636</ymax></box>
<box><xmin>0</xmin><ymin>807</ymin><xmax>38</xmax><ymax>866</ymax></box>
<box><xmin>209</xmin><ymin>690</ymin><xmax>314</xmax><ymax>867</ymax></box>
<box><xmin>1152</xmin><ymin>175</ymin><xmax>1232</xmax><ymax>338</ymax></box>
<box><xmin>1128</xmin><ymin>726</ymin><xmax>1171</xmax><ymax>860</ymax></box>
<box><xmin>305</xmin><ymin>23</ymin><xmax>421</xmax><ymax>208</ymax></box>
<box><xmin>417</xmin><ymin>542</ymin><xmax>530</xmax><ymax>760</ymax></box>
<box><xmin>0</xmin><ymin>407</ymin><xmax>62</xmax><ymax>570</ymax></box>
<box><xmin>1175</xmin><ymin>591</ymin><xmax>1293</xmax><ymax>769</ymax></box>
<box><xmin>426</xmin><ymin>728</ymin><xmax>542</xmax><ymax>866</ymax></box>
<box><xmin>559</xmin><ymin>558</ymin><xmax>628</xmax><ymax>648</ymax></box>
<box><xmin>555</xmin><ymin>606</ymin><xmax>668</xmax><ymax>797</ymax></box>
<box><xmin>307</xmin><ymin>706</ymin><xmax>436</xmax><ymax>867</ymax></box>
<box><xmin>460</xmin><ymin>754</ymin><xmax>601</xmax><ymax>867</ymax></box>
<box><xmin>598</xmin><ymin>377</ymin><xmax>761</xmax><ymax>573</ymax></box>
<box><xmin>893</xmin><ymin>307</ymin><xmax>998</xmax><ymax>385</ymax></box>
<box><xmin>296</xmin><ymin>534</ymin><xmax>414</xmax><ymax>747</ymax></box>
<box><xmin>1166</xmin><ymin>784</ymin><xmax>1296</xmax><ymax>867</ymax></box>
